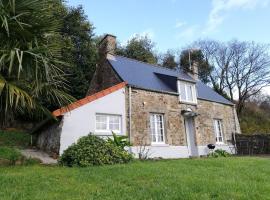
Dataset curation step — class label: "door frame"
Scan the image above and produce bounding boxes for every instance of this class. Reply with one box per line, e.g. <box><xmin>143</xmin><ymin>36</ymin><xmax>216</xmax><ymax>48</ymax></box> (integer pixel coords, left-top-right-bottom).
<box><xmin>184</xmin><ymin>117</ymin><xmax>198</xmax><ymax>157</ymax></box>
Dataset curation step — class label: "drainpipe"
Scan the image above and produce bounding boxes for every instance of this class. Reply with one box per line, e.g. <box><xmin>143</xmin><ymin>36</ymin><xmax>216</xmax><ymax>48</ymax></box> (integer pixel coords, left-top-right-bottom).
<box><xmin>128</xmin><ymin>86</ymin><xmax>132</xmax><ymax>154</ymax></box>
<box><xmin>232</xmin><ymin>105</ymin><xmax>237</xmax><ymax>153</ymax></box>
<box><xmin>128</xmin><ymin>86</ymin><xmax>132</xmax><ymax>142</ymax></box>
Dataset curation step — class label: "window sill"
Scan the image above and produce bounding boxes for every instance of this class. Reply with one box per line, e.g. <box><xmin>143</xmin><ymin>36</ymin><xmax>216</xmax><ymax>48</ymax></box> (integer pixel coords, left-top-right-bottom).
<box><xmin>215</xmin><ymin>143</ymin><xmax>225</xmax><ymax>145</ymax></box>
<box><xmin>151</xmin><ymin>143</ymin><xmax>169</xmax><ymax>147</ymax></box>
<box><xmin>95</xmin><ymin>130</ymin><xmax>121</xmax><ymax>134</ymax></box>
<box><xmin>179</xmin><ymin>101</ymin><xmax>197</xmax><ymax>106</ymax></box>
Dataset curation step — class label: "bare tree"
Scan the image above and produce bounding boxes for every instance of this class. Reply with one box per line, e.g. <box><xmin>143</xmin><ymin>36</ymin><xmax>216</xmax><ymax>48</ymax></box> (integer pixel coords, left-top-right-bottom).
<box><xmin>192</xmin><ymin>40</ymin><xmax>270</xmax><ymax>114</ymax></box>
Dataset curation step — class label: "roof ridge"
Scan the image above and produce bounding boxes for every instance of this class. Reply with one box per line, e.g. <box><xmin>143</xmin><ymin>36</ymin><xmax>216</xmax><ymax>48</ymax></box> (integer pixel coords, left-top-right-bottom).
<box><xmin>52</xmin><ymin>82</ymin><xmax>127</xmax><ymax>117</ymax></box>
<box><xmin>110</xmin><ymin>53</ymin><xmax>180</xmax><ymax>73</ymax></box>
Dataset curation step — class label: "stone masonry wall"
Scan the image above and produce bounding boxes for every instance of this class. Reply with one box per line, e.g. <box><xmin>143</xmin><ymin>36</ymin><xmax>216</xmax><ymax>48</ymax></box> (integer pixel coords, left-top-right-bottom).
<box><xmin>36</xmin><ymin>120</ymin><xmax>63</xmax><ymax>155</ymax></box>
<box><xmin>127</xmin><ymin>88</ymin><xmax>238</xmax><ymax>147</ymax></box>
<box><xmin>87</xmin><ymin>59</ymin><xmax>121</xmax><ymax>95</ymax></box>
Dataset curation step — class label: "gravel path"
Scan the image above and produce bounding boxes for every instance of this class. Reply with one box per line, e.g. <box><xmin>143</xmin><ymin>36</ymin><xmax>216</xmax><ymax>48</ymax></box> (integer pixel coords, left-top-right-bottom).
<box><xmin>21</xmin><ymin>149</ymin><xmax>57</xmax><ymax>164</ymax></box>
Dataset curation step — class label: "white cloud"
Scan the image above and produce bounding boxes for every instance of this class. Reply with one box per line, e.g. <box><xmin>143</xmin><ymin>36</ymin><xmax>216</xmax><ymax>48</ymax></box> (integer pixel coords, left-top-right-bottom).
<box><xmin>175</xmin><ymin>21</ymin><xmax>186</xmax><ymax>28</ymax></box>
<box><xmin>204</xmin><ymin>0</ymin><xmax>270</xmax><ymax>34</ymax></box>
<box><xmin>176</xmin><ymin>25</ymin><xmax>199</xmax><ymax>40</ymax></box>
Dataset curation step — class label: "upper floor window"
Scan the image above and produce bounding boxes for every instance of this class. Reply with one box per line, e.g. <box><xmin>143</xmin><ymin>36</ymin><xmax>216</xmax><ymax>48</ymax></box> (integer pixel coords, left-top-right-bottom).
<box><xmin>95</xmin><ymin>114</ymin><xmax>121</xmax><ymax>133</ymax></box>
<box><xmin>150</xmin><ymin>113</ymin><xmax>165</xmax><ymax>144</ymax></box>
<box><xmin>214</xmin><ymin>119</ymin><xmax>224</xmax><ymax>144</ymax></box>
<box><xmin>178</xmin><ymin>81</ymin><xmax>197</xmax><ymax>104</ymax></box>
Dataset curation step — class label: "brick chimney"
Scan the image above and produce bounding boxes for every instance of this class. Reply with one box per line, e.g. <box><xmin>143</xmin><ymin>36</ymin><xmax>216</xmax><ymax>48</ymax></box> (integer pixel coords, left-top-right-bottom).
<box><xmin>187</xmin><ymin>49</ymin><xmax>199</xmax><ymax>81</ymax></box>
<box><xmin>99</xmin><ymin>34</ymin><xmax>116</xmax><ymax>56</ymax></box>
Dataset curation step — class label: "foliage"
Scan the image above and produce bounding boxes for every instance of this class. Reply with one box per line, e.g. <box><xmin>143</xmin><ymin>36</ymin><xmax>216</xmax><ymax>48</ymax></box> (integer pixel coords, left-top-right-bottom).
<box><xmin>208</xmin><ymin>149</ymin><xmax>231</xmax><ymax>158</ymax></box>
<box><xmin>59</xmin><ymin>134</ymin><xmax>133</xmax><ymax>167</ymax></box>
<box><xmin>59</xmin><ymin>5</ymin><xmax>98</xmax><ymax>100</ymax></box>
<box><xmin>161</xmin><ymin>50</ymin><xmax>178</xmax><ymax>69</ymax></box>
<box><xmin>0</xmin><ymin>130</ymin><xmax>32</xmax><ymax>147</ymax></box>
<box><xmin>0</xmin><ymin>0</ymin><xmax>75</xmax><ymax>126</ymax></box>
<box><xmin>240</xmin><ymin>94</ymin><xmax>270</xmax><ymax>134</ymax></box>
<box><xmin>0</xmin><ymin>146</ymin><xmax>22</xmax><ymax>165</ymax></box>
<box><xmin>190</xmin><ymin>39</ymin><xmax>270</xmax><ymax>114</ymax></box>
<box><xmin>116</xmin><ymin>35</ymin><xmax>158</xmax><ymax>64</ymax></box>
<box><xmin>107</xmin><ymin>132</ymin><xmax>131</xmax><ymax>150</ymax></box>
<box><xmin>1</xmin><ymin>158</ymin><xmax>270</xmax><ymax>199</ymax></box>
<box><xmin>180</xmin><ymin>49</ymin><xmax>213</xmax><ymax>83</ymax></box>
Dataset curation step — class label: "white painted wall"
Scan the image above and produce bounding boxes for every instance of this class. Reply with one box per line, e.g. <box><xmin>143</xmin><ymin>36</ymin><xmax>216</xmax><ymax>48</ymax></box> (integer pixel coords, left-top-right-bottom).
<box><xmin>59</xmin><ymin>88</ymin><xmax>126</xmax><ymax>154</ymax></box>
<box><xmin>130</xmin><ymin>144</ymin><xmax>235</xmax><ymax>159</ymax></box>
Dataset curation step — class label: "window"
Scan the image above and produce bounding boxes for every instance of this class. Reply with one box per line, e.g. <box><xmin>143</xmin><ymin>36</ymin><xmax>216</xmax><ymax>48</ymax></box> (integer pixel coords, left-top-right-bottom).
<box><xmin>178</xmin><ymin>81</ymin><xmax>197</xmax><ymax>104</ymax></box>
<box><xmin>214</xmin><ymin>119</ymin><xmax>224</xmax><ymax>144</ymax></box>
<box><xmin>150</xmin><ymin>114</ymin><xmax>165</xmax><ymax>144</ymax></box>
<box><xmin>95</xmin><ymin>114</ymin><xmax>121</xmax><ymax>133</ymax></box>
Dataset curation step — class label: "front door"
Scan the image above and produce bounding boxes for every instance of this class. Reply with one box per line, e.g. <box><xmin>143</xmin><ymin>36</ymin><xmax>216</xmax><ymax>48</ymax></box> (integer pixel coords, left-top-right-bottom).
<box><xmin>184</xmin><ymin>117</ymin><xmax>198</xmax><ymax>157</ymax></box>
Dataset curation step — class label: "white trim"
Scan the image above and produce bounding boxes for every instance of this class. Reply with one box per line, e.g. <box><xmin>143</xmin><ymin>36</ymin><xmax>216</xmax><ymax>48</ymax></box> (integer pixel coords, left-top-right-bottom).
<box><xmin>150</xmin><ymin>113</ymin><xmax>165</xmax><ymax>144</ymax></box>
<box><xmin>213</xmin><ymin>119</ymin><xmax>224</xmax><ymax>144</ymax></box>
<box><xmin>95</xmin><ymin>114</ymin><xmax>121</xmax><ymax>133</ymax></box>
<box><xmin>178</xmin><ymin>80</ymin><xmax>197</xmax><ymax>104</ymax></box>
<box><xmin>129</xmin><ymin>144</ymin><xmax>236</xmax><ymax>159</ymax></box>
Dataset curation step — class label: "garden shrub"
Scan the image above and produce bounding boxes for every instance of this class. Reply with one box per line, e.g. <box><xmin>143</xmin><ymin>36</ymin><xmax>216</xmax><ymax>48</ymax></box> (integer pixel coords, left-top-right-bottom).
<box><xmin>59</xmin><ymin>134</ymin><xmax>133</xmax><ymax>167</ymax></box>
<box><xmin>107</xmin><ymin>132</ymin><xmax>131</xmax><ymax>150</ymax></box>
<box><xmin>0</xmin><ymin>147</ymin><xmax>22</xmax><ymax>165</ymax></box>
<box><xmin>208</xmin><ymin>149</ymin><xmax>231</xmax><ymax>158</ymax></box>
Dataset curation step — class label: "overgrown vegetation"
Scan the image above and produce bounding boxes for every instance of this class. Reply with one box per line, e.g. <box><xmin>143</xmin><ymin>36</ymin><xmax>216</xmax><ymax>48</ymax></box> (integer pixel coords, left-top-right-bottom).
<box><xmin>59</xmin><ymin>134</ymin><xmax>133</xmax><ymax>167</ymax></box>
<box><xmin>0</xmin><ymin>131</ymin><xmax>31</xmax><ymax>147</ymax></box>
<box><xmin>0</xmin><ymin>131</ymin><xmax>39</xmax><ymax>166</ymax></box>
<box><xmin>240</xmin><ymin>94</ymin><xmax>270</xmax><ymax>134</ymax></box>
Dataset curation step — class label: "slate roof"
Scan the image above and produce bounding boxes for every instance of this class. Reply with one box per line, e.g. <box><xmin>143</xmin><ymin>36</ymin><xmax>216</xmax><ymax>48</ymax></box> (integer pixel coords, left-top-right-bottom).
<box><xmin>107</xmin><ymin>54</ymin><xmax>233</xmax><ymax>105</ymax></box>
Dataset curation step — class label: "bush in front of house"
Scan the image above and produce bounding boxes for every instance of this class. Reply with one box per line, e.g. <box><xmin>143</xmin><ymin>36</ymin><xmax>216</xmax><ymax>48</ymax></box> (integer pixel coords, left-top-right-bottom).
<box><xmin>208</xmin><ymin>149</ymin><xmax>231</xmax><ymax>158</ymax></box>
<box><xmin>59</xmin><ymin>134</ymin><xmax>133</xmax><ymax>167</ymax></box>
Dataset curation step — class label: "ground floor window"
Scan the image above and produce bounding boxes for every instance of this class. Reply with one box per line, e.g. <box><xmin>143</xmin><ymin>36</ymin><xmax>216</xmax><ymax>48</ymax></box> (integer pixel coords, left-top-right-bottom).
<box><xmin>150</xmin><ymin>113</ymin><xmax>165</xmax><ymax>144</ymax></box>
<box><xmin>95</xmin><ymin>114</ymin><xmax>121</xmax><ymax>133</ymax></box>
<box><xmin>214</xmin><ymin>119</ymin><xmax>224</xmax><ymax>144</ymax></box>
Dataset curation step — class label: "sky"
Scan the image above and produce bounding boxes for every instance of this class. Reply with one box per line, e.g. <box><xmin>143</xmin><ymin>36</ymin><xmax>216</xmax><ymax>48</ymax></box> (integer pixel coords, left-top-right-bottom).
<box><xmin>67</xmin><ymin>0</ymin><xmax>270</xmax><ymax>94</ymax></box>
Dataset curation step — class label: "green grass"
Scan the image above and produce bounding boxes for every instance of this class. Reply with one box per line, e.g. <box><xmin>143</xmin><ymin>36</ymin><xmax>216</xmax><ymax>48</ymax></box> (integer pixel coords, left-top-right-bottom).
<box><xmin>0</xmin><ymin>131</ymin><xmax>34</xmax><ymax>166</ymax></box>
<box><xmin>0</xmin><ymin>147</ymin><xmax>21</xmax><ymax>161</ymax></box>
<box><xmin>0</xmin><ymin>131</ymin><xmax>31</xmax><ymax>148</ymax></box>
<box><xmin>0</xmin><ymin>157</ymin><xmax>270</xmax><ymax>200</ymax></box>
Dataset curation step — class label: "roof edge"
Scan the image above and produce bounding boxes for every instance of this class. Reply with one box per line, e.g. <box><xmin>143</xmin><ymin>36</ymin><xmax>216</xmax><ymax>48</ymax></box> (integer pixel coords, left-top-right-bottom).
<box><xmin>53</xmin><ymin>82</ymin><xmax>127</xmax><ymax>117</ymax></box>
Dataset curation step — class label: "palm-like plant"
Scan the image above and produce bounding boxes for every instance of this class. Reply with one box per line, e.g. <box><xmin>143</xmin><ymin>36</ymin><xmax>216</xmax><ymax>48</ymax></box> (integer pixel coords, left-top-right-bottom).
<box><xmin>0</xmin><ymin>0</ymin><xmax>75</xmax><ymax>126</ymax></box>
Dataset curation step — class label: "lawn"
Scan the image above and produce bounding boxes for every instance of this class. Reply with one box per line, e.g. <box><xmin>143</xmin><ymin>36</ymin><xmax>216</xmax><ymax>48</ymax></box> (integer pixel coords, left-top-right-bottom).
<box><xmin>1</xmin><ymin>157</ymin><xmax>270</xmax><ymax>200</ymax></box>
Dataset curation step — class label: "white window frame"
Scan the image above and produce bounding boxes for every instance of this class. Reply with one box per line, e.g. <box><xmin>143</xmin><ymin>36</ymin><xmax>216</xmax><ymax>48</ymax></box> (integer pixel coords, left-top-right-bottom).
<box><xmin>177</xmin><ymin>80</ymin><xmax>197</xmax><ymax>104</ymax></box>
<box><xmin>95</xmin><ymin>114</ymin><xmax>121</xmax><ymax>134</ymax></box>
<box><xmin>213</xmin><ymin>119</ymin><xmax>224</xmax><ymax>144</ymax></box>
<box><xmin>150</xmin><ymin>113</ymin><xmax>165</xmax><ymax>144</ymax></box>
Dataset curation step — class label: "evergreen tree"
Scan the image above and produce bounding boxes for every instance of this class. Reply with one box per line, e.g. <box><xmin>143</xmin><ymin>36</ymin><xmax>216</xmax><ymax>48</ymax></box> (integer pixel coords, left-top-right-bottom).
<box><xmin>117</xmin><ymin>35</ymin><xmax>157</xmax><ymax>64</ymax></box>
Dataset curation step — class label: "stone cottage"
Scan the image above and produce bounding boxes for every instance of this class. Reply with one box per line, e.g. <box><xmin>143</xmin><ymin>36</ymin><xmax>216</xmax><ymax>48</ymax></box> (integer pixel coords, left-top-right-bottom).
<box><xmin>37</xmin><ymin>34</ymin><xmax>241</xmax><ymax>158</ymax></box>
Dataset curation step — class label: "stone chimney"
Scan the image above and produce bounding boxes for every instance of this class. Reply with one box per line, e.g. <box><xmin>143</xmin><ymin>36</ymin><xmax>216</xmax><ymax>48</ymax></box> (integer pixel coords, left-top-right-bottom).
<box><xmin>187</xmin><ymin>49</ymin><xmax>199</xmax><ymax>80</ymax></box>
<box><xmin>99</xmin><ymin>34</ymin><xmax>116</xmax><ymax>57</ymax></box>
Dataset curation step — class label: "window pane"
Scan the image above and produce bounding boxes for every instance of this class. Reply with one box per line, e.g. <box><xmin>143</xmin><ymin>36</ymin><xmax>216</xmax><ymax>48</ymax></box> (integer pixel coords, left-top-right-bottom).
<box><xmin>109</xmin><ymin>116</ymin><xmax>120</xmax><ymax>131</ymax></box>
<box><xmin>96</xmin><ymin>114</ymin><xmax>121</xmax><ymax>132</ymax></box>
<box><xmin>96</xmin><ymin>115</ymin><xmax>107</xmax><ymax>130</ymax></box>
<box><xmin>186</xmin><ymin>84</ymin><xmax>193</xmax><ymax>102</ymax></box>
<box><xmin>96</xmin><ymin>115</ymin><xmax>106</xmax><ymax>123</ymax></box>
<box><xmin>214</xmin><ymin>119</ymin><xmax>223</xmax><ymax>143</ymax></box>
<box><xmin>180</xmin><ymin>83</ymin><xmax>186</xmax><ymax>101</ymax></box>
<box><xmin>150</xmin><ymin>114</ymin><xmax>164</xmax><ymax>143</ymax></box>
